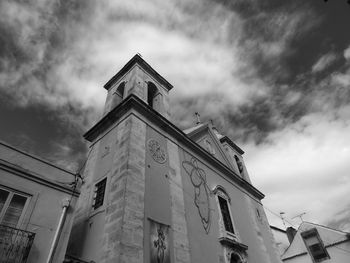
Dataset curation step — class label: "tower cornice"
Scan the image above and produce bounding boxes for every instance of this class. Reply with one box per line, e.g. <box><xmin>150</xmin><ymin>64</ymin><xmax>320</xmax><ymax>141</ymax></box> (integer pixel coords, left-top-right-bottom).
<box><xmin>103</xmin><ymin>54</ymin><xmax>173</xmax><ymax>91</ymax></box>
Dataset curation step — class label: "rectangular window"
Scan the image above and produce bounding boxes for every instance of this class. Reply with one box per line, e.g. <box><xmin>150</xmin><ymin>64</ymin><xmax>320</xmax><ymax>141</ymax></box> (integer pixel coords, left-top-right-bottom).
<box><xmin>301</xmin><ymin>229</ymin><xmax>330</xmax><ymax>262</ymax></box>
<box><xmin>218</xmin><ymin>196</ymin><xmax>234</xmax><ymax>234</ymax></box>
<box><xmin>93</xmin><ymin>178</ymin><xmax>107</xmax><ymax>210</ymax></box>
<box><xmin>0</xmin><ymin>187</ymin><xmax>29</xmax><ymax>228</ymax></box>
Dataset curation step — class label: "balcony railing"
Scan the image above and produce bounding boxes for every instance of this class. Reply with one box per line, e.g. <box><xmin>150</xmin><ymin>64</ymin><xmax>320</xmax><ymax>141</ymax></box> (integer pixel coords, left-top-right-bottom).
<box><xmin>0</xmin><ymin>224</ymin><xmax>35</xmax><ymax>263</ymax></box>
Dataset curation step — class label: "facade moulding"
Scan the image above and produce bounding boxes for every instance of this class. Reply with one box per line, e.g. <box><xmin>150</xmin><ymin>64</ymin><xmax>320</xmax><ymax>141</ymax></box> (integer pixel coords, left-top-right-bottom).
<box><xmin>0</xmin><ymin>159</ymin><xmax>80</xmax><ymax>196</ymax></box>
<box><xmin>220</xmin><ymin>136</ymin><xmax>244</xmax><ymax>155</ymax></box>
<box><xmin>84</xmin><ymin>94</ymin><xmax>264</xmax><ymax>200</ymax></box>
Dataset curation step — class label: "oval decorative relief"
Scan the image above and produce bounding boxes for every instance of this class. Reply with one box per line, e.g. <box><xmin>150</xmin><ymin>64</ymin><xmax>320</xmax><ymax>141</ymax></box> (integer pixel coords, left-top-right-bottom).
<box><xmin>148</xmin><ymin>139</ymin><xmax>167</xmax><ymax>164</ymax></box>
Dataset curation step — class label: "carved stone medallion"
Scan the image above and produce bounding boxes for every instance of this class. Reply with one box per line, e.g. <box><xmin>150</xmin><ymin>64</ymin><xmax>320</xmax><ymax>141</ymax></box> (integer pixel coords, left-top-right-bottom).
<box><xmin>148</xmin><ymin>139</ymin><xmax>167</xmax><ymax>164</ymax></box>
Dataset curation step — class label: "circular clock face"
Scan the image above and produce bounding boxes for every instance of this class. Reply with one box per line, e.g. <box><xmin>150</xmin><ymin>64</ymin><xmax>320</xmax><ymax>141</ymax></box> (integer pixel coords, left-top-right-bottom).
<box><xmin>148</xmin><ymin>139</ymin><xmax>167</xmax><ymax>164</ymax></box>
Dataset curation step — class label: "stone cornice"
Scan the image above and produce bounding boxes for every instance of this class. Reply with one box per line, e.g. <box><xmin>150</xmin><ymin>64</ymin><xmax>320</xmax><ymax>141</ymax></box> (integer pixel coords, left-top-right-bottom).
<box><xmin>103</xmin><ymin>54</ymin><xmax>173</xmax><ymax>91</ymax></box>
<box><xmin>0</xmin><ymin>159</ymin><xmax>80</xmax><ymax>196</ymax></box>
<box><xmin>219</xmin><ymin>237</ymin><xmax>248</xmax><ymax>251</ymax></box>
<box><xmin>220</xmin><ymin>136</ymin><xmax>245</xmax><ymax>155</ymax></box>
<box><xmin>84</xmin><ymin>95</ymin><xmax>265</xmax><ymax>200</ymax></box>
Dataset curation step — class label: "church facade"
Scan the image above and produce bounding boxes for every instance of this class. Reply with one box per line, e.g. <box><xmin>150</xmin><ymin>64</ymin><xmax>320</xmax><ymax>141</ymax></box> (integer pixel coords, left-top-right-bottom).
<box><xmin>66</xmin><ymin>54</ymin><xmax>282</xmax><ymax>263</ymax></box>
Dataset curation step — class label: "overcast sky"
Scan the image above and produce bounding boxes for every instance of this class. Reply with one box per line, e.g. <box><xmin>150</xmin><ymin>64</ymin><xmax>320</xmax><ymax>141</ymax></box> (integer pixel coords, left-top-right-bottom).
<box><xmin>0</xmin><ymin>0</ymin><xmax>350</xmax><ymax>232</ymax></box>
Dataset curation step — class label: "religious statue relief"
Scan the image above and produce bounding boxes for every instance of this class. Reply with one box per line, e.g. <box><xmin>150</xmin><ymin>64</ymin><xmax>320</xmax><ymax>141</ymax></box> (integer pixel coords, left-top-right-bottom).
<box><xmin>153</xmin><ymin>227</ymin><xmax>166</xmax><ymax>263</ymax></box>
<box><xmin>150</xmin><ymin>220</ymin><xmax>170</xmax><ymax>263</ymax></box>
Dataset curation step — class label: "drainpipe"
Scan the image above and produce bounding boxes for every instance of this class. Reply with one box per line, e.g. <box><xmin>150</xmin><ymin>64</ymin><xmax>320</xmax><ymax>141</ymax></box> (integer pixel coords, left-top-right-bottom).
<box><xmin>46</xmin><ymin>198</ymin><xmax>70</xmax><ymax>263</ymax></box>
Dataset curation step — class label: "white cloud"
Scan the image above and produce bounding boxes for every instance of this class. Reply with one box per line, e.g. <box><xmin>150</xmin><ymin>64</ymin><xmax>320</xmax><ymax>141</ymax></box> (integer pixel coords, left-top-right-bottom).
<box><xmin>344</xmin><ymin>45</ymin><xmax>350</xmax><ymax>61</ymax></box>
<box><xmin>331</xmin><ymin>68</ymin><xmax>350</xmax><ymax>88</ymax></box>
<box><xmin>62</xmin><ymin>0</ymin><xmax>269</xmax><ymax>108</ymax></box>
<box><xmin>312</xmin><ymin>52</ymin><xmax>337</xmax><ymax>73</ymax></box>
<box><xmin>244</xmin><ymin>110</ymin><xmax>350</xmax><ymax>229</ymax></box>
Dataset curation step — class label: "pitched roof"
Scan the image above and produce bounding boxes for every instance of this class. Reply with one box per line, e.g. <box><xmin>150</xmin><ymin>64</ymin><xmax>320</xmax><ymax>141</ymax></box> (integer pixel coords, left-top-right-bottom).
<box><xmin>183</xmin><ymin>122</ymin><xmax>236</xmax><ymax>170</ymax></box>
<box><xmin>282</xmin><ymin>221</ymin><xmax>350</xmax><ymax>260</ymax></box>
<box><xmin>103</xmin><ymin>54</ymin><xmax>173</xmax><ymax>91</ymax></box>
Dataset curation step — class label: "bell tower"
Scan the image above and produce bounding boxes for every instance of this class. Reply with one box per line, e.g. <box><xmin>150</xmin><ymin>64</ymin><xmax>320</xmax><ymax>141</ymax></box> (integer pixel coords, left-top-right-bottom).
<box><xmin>103</xmin><ymin>54</ymin><xmax>173</xmax><ymax>119</ymax></box>
<box><xmin>67</xmin><ymin>54</ymin><xmax>176</xmax><ymax>263</ymax></box>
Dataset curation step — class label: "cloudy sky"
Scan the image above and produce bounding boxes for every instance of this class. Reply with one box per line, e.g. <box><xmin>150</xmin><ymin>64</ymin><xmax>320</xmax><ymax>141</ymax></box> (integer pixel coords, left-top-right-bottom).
<box><xmin>1</xmin><ymin>0</ymin><xmax>350</xmax><ymax>232</ymax></box>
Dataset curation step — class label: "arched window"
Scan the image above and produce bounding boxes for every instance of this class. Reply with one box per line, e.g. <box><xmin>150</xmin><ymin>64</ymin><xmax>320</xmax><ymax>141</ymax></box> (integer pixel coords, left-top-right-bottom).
<box><xmin>213</xmin><ymin>186</ymin><xmax>236</xmax><ymax>236</ymax></box>
<box><xmin>112</xmin><ymin>82</ymin><xmax>125</xmax><ymax>108</ymax></box>
<box><xmin>147</xmin><ymin>82</ymin><xmax>158</xmax><ymax>108</ymax></box>
<box><xmin>230</xmin><ymin>253</ymin><xmax>242</xmax><ymax>263</ymax></box>
<box><xmin>234</xmin><ymin>155</ymin><xmax>244</xmax><ymax>175</ymax></box>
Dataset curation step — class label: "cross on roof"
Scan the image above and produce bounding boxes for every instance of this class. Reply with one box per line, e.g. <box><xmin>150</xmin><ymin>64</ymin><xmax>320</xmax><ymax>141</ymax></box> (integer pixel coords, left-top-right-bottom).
<box><xmin>195</xmin><ymin>112</ymin><xmax>201</xmax><ymax>125</ymax></box>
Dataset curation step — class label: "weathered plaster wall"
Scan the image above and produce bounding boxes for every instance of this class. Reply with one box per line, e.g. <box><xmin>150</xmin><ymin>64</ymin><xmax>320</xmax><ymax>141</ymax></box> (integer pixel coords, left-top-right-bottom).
<box><xmin>327</xmin><ymin>242</ymin><xmax>350</xmax><ymax>263</ymax></box>
<box><xmin>144</xmin><ymin>126</ymin><xmax>173</xmax><ymax>262</ymax></box>
<box><xmin>167</xmin><ymin>139</ymin><xmax>191</xmax><ymax>263</ymax></box>
<box><xmin>68</xmin><ymin>114</ymin><xmax>147</xmax><ymax>263</ymax></box>
<box><xmin>271</xmin><ymin>228</ymin><xmax>289</xmax><ymax>256</ymax></box>
<box><xmin>0</xmin><ymin>143</ymin><xmax>77</xmax><ymax>263</ymax></box>
<box><xmin>178</xmin><ymin>146</ymin><xmax>281</xmax><ymax>263</ymax></box>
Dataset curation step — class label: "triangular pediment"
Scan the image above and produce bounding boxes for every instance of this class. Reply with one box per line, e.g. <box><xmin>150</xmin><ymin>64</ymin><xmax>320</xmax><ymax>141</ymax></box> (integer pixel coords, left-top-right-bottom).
<box><xmin>184</xmin><ymin>123</ymin><xmax>234</xmax><ymax>170</ymax></box>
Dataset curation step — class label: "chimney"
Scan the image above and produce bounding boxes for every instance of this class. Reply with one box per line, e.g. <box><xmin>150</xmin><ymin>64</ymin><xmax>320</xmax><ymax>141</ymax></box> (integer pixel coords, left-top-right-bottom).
<box><xmin>286</xmin><ymin>227</ymin><xmax>297</xmax><ymax>244</ymax></box>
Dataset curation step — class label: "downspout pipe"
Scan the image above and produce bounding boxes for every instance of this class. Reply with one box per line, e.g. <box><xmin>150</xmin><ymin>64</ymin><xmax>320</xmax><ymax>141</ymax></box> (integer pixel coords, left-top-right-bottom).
<box><xmin>46</xmin><ymin>198</ymin><xmax>70</xmax><ymax>263</ymax></box>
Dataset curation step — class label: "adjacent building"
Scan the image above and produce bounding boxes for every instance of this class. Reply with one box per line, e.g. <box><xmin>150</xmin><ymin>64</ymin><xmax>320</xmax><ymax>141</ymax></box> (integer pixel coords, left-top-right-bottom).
<box><xmin>0</xmin><ymin>141</ymin><xmax>79</xmax><ymax>263</ymax></box>
<box><xmin>66</xmin><ymin>54</ymin><xmax>282</xmax><ymax>263</ymax></box>
<box><xmin>270</xmin><ymin>225</ymin><xmax>290</xmax><ymax>256</ymax></box>
<box><xmin>282</xmin><ymin>222</ymin><xmax>350</xmax><ymax>263</ymax></box>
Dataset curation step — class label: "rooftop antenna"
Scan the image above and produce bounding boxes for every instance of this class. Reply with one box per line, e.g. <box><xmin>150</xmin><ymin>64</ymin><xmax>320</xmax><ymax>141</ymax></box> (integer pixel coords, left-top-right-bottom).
<box><xmin>195</xmin><ymin>112</ymin><xmax>201</xmax><ymax>125</ymax></box>
<box><xmin>292</xmin><ymin>212</ymin><xmax>306</xmax><ymax>223</ymax></box>
<box><xmin>280</xmin><ymin>212</ymin><xmax>286</xmax><ymax>228</ymax></box>
<box><xmin>137</xmin><ymin>52</ymin><xmax>142</xmax><ymax>57</ymax></box>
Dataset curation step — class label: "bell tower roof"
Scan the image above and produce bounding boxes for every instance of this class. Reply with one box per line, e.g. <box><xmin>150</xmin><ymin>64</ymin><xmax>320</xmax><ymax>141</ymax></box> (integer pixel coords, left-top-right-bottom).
<box><xmin>103</xmin><ymin>53</ymin><xmax>173</xmax><ymax>91</ymax></box>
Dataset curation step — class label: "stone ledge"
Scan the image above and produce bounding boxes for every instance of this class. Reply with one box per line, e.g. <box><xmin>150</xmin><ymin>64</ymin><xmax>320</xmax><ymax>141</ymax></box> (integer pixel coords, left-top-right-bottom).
<box><xmin>218</xmin><ymin>237</ymin><xmax>248</xmax><ymax>252</ymax></box>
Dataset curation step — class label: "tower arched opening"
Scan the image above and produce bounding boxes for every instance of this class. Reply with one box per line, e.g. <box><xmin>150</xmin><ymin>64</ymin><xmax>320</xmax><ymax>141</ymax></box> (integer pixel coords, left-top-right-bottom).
<box><xmin>112</xmin><ymin>81</ymin><xmax>125</xmax><ymax>108</ymax></box>
<box><xmin>147</xmin><ymin>82</ymin><xmax>159</xmax><ymax>109</ymax></box>
<box><xmin>230</xmin><ymin>253</ymin><xmax>243</xmax><ymax>263</ymax></box>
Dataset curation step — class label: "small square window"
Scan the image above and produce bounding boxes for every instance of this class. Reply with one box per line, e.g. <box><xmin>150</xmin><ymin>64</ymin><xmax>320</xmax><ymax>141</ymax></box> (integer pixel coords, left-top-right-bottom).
<box><xmin>301</xmin><ymin>229</ymin><xmax>330</xmax><ymax>262</ymax></box>
<box><xmin>93</xmin><ymin>178</ymin><xmax>107</xmax><ymax>210</ymax></box>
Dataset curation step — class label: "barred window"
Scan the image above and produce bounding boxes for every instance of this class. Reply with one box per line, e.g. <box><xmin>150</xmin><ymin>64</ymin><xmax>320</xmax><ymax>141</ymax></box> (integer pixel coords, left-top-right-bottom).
<box><xmin>218</xmin><ymin>196</ymin><xmax>234</xmax><ymax>234</ymax></box>
<box><xmin>93</xmin><ymin>178</ymin><xmax>107</xmax><ymax>210</ymax></box>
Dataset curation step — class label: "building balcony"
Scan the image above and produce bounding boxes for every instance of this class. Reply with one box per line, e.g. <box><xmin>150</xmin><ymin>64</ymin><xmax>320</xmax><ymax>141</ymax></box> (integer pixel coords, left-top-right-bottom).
<box><xmin>0</xmin><ymin>224</ymin><xmax>35</xmax><ymax>263</ymax></box>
